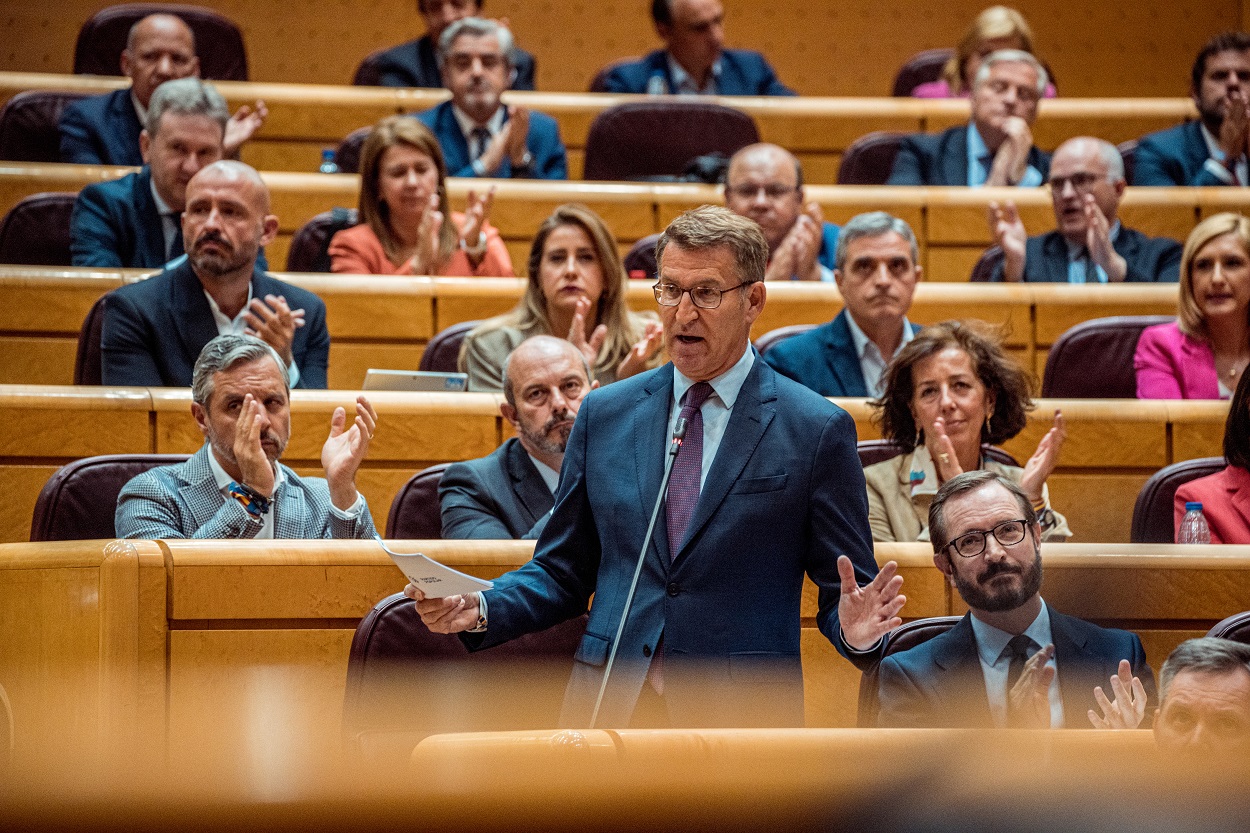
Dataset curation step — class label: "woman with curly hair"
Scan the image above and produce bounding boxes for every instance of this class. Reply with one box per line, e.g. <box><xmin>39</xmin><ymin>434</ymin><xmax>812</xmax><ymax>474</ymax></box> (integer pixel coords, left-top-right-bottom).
<box><xmin>864</xmin><ymin>320</ymin><xmax>1070</xmax><ymax>542</ymax></box>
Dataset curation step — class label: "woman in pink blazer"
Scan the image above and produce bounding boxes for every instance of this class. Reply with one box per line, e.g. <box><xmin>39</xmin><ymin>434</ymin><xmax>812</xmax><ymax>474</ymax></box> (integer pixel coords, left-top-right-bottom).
<box><xmin>1136</xmin><ymin>213</ymin><xmax>1250</xmax><ymax>400</ymax></box>
<box><xmin>1173</xmin><ymin>370</ymin><xmax>1250</xmax><ymax>543</ymax></box>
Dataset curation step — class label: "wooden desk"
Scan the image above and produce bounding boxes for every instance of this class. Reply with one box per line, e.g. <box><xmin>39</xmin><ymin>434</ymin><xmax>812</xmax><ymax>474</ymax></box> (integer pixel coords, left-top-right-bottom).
<box><xmin>0</xmin><ymin>72</ymin><xmax>1199</xmax><ymax>182</ymax></box>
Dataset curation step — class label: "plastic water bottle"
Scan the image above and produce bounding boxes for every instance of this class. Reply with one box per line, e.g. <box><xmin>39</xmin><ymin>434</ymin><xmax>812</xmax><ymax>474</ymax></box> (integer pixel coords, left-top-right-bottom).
<box><xmin>1178</xmin><ymin>502</ymin><xmax>1211</xmax><ymax>544</ymax></box>
<box><xmin>318</xmin><ymin>149</ymin><xmax>339</xmax><ymax>174</ymax></box>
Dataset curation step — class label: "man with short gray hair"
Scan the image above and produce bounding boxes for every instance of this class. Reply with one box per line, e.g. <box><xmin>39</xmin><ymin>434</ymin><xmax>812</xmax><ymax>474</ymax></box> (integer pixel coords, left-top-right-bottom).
<box><xmin>116</xmin><ymin>334</ymin><xmax>377</xmax><ymax>540</ymax></box>
<box><xmin>71</xmin><ymin>77</ymin><xmax>242</xmax><ymax>269</ymax></box>
<box><xmin>415</xmin><ymin>17</ymin><xmax>566</xmax><ymax>179</ymax></box>
<box><xmin>764</xmin><ymin>212</ymin><xmax>923</xmax><ymax>397</ymax></box>
<box><xmin>889</xmin><ymin>50</ymin><xmax>1051</xmax><ymax>187</ymax></box>
<box><xmin>59</xmin><ymin>12</ymin><xmax>265</xmax><ymax>167</ymax></box>
<box><xmin>1154</xmin><ymin>637</ymin><xmax>1250</xmax><ymax>757</ymax></box>
<box><xmin>986</xmin><ymin>137</ymin><xmax>1182</xmax><ymax>282</ymax></box>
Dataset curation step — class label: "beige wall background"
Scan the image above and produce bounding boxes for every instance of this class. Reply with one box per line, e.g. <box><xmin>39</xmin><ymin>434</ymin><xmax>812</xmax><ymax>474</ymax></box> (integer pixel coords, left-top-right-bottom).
<box><xmin>1</xmin><ymin>1</ymin><xmax>1246</xmax><ymax>96</ymax></box>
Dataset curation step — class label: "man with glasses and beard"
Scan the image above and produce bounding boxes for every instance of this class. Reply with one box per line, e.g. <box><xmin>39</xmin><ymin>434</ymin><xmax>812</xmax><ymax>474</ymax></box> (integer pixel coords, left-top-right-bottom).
<box><xmin>876</xmin><ymin>470</ymin><xmax>1155</xmax><ymax>729</ymax></box>
<box><xmin>439</xmin><ymin>336</ymin><xmax>596</xmax><ymax>539</ymax></box>
<box><xmin>102</xmin><ymin>160</ymin><xmax>330</xmax><ymax>388</ymax></box>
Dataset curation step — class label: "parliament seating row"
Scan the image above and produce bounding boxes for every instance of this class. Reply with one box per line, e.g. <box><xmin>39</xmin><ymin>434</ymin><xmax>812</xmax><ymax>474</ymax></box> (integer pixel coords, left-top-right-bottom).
<box><xmin>0</xmin><ymin>267</ymin><xmax>1183</xmax><ymax>388</ymax></box>
<box><xmin>0</xmin><ymin>537</ymin><xmax>1245</xmax><ymax>765</ymax></box>
<box><xmin>3</xmin><ymin>163</ymin><xmax>1246</xmax><ymax>280</ymax></box>
<box><xmin>0</xmin><ymin>72</ymin><xmax>1200</xmax><ymax>182</ymax></box>
<box><xmin>0</xmin><ymin>388</ymin><xmax>1229</xmax><ymax>545</ymax></box>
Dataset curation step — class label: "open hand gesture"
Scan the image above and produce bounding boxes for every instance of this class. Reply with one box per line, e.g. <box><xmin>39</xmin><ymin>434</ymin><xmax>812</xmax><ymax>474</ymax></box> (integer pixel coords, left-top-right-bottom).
<box><xmin>1019</xmin><ymin>409</ymin><xmax>1065</xmax><ymax>506</ymax></box>
<box><xmin>322</xmin><ymin>395</ymin><xmax>377</xmax><ymax>510</ymax></box>
<box><xmin>837</xmin><ymin>556</ymin><xmax>905</xmax><ymax>652</ymax></box>
<box><xmin>1087</xmin><ymin>659</ymin><xmax>1149</xmax><ymax>729</ymax></box>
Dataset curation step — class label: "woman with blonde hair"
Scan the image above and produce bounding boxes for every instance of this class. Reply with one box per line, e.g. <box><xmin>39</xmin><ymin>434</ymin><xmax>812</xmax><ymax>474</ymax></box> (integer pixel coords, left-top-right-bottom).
<box><xmin>912</xmin><ymin>6</ymin><xmax>1056</xmax><ymax>99</ymax></box>
<box><xmin>1137</xmin><ymin>213</ymin><xmax>1250</xmax><ymax>399</ymax></box>
<box><xmin>460</xmin><ymin>204</ymin><xmax>663</xmax><ymax>391</ymax></box>
<box><xmin>329</xmin><ymin>115</ymin><xmax>512</xmax><ymax>276</ymax></box>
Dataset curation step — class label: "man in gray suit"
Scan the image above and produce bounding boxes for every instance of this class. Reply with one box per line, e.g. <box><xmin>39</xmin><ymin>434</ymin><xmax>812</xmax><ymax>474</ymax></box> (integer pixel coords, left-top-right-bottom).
<box><xmin>116</xmin><ymin>334</ymin><xmax>378</xmax><ymax>539</ymax></box>
<box><xmin>440</xmin><ymin>335</ymin><xmax>595</xmax><ymax>539</ymax></box>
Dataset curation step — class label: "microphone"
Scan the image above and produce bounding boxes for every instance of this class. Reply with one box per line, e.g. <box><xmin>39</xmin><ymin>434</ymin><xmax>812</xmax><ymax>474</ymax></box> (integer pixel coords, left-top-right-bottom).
<box><xmin>589</xmin><ymin>417</ymin><xmax>687</xmax><ymax>728</ymax></box>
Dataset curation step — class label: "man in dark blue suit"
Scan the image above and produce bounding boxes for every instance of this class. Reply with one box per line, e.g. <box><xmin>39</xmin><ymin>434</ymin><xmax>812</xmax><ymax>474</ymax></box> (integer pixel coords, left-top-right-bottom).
<box><xmin>877</xmin><ymin>471</ymin><xmax>1155</xmax><ymax>729</ymax></box>
<box><xmin>1133</xmin><ymin>31</ymin><xmax>1250</xmax><ymax>186</ymax></box>
<box><xmin>888</xmin><ymin>50</ymin><xmax>1050</xmax><ymax>187</ymax></box>
<box><xmin>59</xmin><ymin>13</ymin><xmax>265</xmax><ymax>167</ymax></box>
<box><xmin>409</xmin><ymin>206</ymin><xmax>906</xmax><ymax>728</ymax></box>
<box><xmin>363</xmin><ymin>0</ymin><xmax>536</xmax><ymax>90</ymax></box>
<box><xmin>765</xmin><ymin>212</ymin><xmax>923</xmax><ymax>398</ymax></box>
<box><xmin>71</xmin><ymin>78</ymin><xmax>227</xmax><ymax>269</ymax></box>
<box><xmin>440</xmin><ymin>337</ymin><xmax>595</xmax><ymax>539</ymax></box>
<box><xmin>416</xmin><ymin>18</ymin><xmax>565</xmax><ymax>179</ymax></box>
<box><xmin>987</xmin><ymin>138</ymin><xmax>1182</xmax><ymax>282</ymax></box>
<box><xmin>102</xmin><ymin>161</ymin><xmax>329</xmax><ymax>389</ymax></box>
<box><xmin>601</xmin><ymin>0</ymin><xmax>794</xmax><ymax>96</ymax></box>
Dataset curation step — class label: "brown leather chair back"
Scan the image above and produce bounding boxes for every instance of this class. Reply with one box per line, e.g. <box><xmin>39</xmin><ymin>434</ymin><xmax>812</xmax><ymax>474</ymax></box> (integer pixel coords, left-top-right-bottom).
<box><xmin>1207</xmin><ymin>611</ymin><xmax>1250</xmax><ymax>643</ymax></box>
<box><xmin>386</xmin><ymin>463</ymin><xmax>451</xmax><ymax>539</ymax></box>
<box><xmin>623</xmin><ymin>233</ymin><xmax>661</xmax><ymax>281</ymax></box>
<box><xmin>891</xmin><ymin>48</ymin><xmax>955</xmax><ymax>96</ymax></box>
<box><xmin>419</xmin><ymin>321</ymin><xmax>481</xmax><ymax>374</ymax></box>
<box><xmin>74</xmin><ymin>293</ymin><xmax>110</xmax><ymax>385</ymax></box>
<box><xmin>285</xmin><ymin>208</ymin><xmax>360</xmax><ymax>273</ymax></box>
<box><xmin>73</xmin><ymin>3</ymin><xmax>248</xmax><ymax>80</ymax></box>
<box><xmin>1041</xmin><ymin>315</ymin><xmax>1176</xmax><ymax>398</ymax></box>
<box><xmin>837</xmin><ymin>132</ymin><xmax>905</xmax><ymax>185</ymax></box>
<box><xmin>31</xmin><ymin>453</ymin><xmax>190</xmax><ymax>541</ymax></box>
<box><xmin>582</xmin><ymin>102</ymin><xmax>759</xmax><ymax>181</ymax></box>
<box><xmin>334</xmin><ymin>127</ymin><xmax>372</xmax><ymax>174</ymax></box>
<box><xmin>754</xmin><ymin>324</ymin><xmax>816</xmax><ymax>358</ymax></box>
<box><xmin>342</xmin><ymin>592</ymin><xmax>587</xmax><ymax>759</ymax></box>
<box><xmin>0</xmin><ymin>192</ymin><xmax>76</xmax><ymax>265</ymax></box>
<box><xmin>1130</xmin><ymin>457</ymin><xmax>1226</xmax><ymax>543</ymax></box>
<box><xmin>0</xmin><ymin>91</ymin><xmax>92</xmax><ymax>162</ymax></box>
<box><xmin>969</xmin><ymin>245</ymin><xmax>1004</xmax><ymax>282</ymax></box>
<box><xmin>858</xmin><ymin>615</ymin><xmax>964</xmax><ymax>726</ymax></box>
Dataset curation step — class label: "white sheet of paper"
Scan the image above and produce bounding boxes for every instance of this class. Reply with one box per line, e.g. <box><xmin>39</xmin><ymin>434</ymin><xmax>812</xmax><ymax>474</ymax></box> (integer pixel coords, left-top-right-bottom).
<box><xmin>385</xmin><ymin>549</ymin><xmax>495</xmax><ymax>597</ymax></box>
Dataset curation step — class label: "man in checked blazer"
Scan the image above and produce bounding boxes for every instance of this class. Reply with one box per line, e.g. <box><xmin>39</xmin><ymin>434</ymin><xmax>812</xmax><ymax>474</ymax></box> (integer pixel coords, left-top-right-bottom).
<box><xmin>116</xmin><ymin>334</ymin><xmax>378</xmax><ymax>540</ymax></box>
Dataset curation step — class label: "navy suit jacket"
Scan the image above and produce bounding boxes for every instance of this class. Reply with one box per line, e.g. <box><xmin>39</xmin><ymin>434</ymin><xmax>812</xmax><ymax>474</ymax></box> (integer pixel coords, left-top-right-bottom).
<box><xmin>60</xmin><ymin>88</ymin><xmax>144</xmax><ymax>167</ymax></box>
<box><xmin>877</xmin><ymin>609</ymin><xmax>1155</xmax><ymax>728</ymax></box>
<box><xmin>71</xmin><ymin>168</ymin><xmax>168</xmax><ymax>268</ymax></box>
<box><xmin>367</xmin><ymin>34</ymin><xmax>536</xmax><ymax>91</ymax></box>
<box><xmin>464</xmin><ymin>356</ymin><xmax>879</xmax><ymax>728</ymax></box>
<box><xmin>988</xmin><ymin>227</ymin><xmax>1183</xmax><ymax>283</ymax></box>
<box><xmin>1133</xmin><ymin>121</ymin><xmax>1230</xmax><ymax>186</ymax></box>
<box><xmin>415</xmin><ymin>101</ymin><xmax>567</xmax><ymax>179</ymax></box>
<box><xmin>101</xmin><ymin>261</ymin><xmax>329</xmax><ymax>389</ymax></box>
<box><xmin>888</xmin><ymin>124</ymin><xmax>1051</xmax><ymax>186</ymax></box>
<box><xmin>764</xmin><ymin>310</ymin><xmax>922</xmax><ymax>397</ymax></box>
<box><xmin>601</xmin><ymin>48</ymin><xmax>795</xmax><ymax>96</ymax></box>
<box><xmin>439</xmin><ymin>437</ymin><xmax>553</xmax><ymax>539</ymax></box>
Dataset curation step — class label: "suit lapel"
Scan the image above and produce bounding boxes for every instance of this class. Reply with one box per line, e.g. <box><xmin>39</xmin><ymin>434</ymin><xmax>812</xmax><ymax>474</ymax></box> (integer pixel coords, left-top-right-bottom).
<box><xmin>1228</xmin><ymin>468</ymin><xmax>1250</xmax><ymax>531</ymax></box>
<box><xmin>635</xmin><ymin>366</ymin><xmax>675</xmax><ymax>565</ymax></box>
<box><xmin>673</xmin><ymin>358</ymin><xmax>775</xmax><ymax>564</ymax></box>
<box><xmin>931</xmin><ymin>615</ymin><xmax>994</xmax><ymax>726</ymax></box>
<box><xmin>170</xmin><ymin>262</ymin><xmax>224</xmax><ymax>368</ymax></box>
<box><xmin>1039</xmin><ymin>233</ymin><xmax>1071</xmax><ymax>282</ymax></box>
<box><xmin>506</xmin><ymin>439</ymin><xmax>554</xmax><ymax>525</ymax></box>
<box><xmin>132</xmin><ymin>168</ymin><xmax>168</xmax><ymax>269</ymax></box>
<box><xmin>943</xmin><ymin>126</ymin><xmax>970</xmax><ymax>186</ymax></box>
<box><xmin>274</xmin><ymin>468</ymin><xmax>310</xmax><ymax>538</ymax></box>
<box><xmin>824</xmin><ymin>311</ymin><xmax>869</xmax><ymax>396</ymax></box>
<box><xmin>177</xmin><ymin>447</ymin><xmax>231</xmax><ymax>530</ymax></box>
<box><xmin>1051</xmin><ymin>610</ymin><xmax>1096</xmax><ymax>727</ymax></box>
<box><xmin>438</xmin><ymin>102</ymin><xmax>472</xmax><ymax>174</ymax></box>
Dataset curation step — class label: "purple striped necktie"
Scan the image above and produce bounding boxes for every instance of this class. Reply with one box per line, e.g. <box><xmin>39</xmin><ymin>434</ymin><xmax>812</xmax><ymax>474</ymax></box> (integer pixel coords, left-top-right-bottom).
<box><xmin>666</xmin><ymin>381</ymin><xmax>713</xmax><ymax>558</ymax></box>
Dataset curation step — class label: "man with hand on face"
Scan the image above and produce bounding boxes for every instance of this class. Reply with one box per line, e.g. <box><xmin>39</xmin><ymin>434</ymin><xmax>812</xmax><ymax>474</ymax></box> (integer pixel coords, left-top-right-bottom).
<box><xmin>764</xmin><ymin>212</ymin><xmax>922</xmax><ymax>397</ymax></box>
<box><xmin>365</xmin><ymin>0</ymin><xmax>537</xmax><ymax>90</ymax></box>
<box><xmin>877</xmin><ymin>470</ymin><xmax>1155</xmax><ymax>729</ymax></box>
<box><xmin>116</xmin><ymin>334</ymin><xmax>377</xmax><ymax>539</ymax></box>
<box><xmin>440</xmin><ymin>336</ymin><xmax>596</xmax><ymax>539</ymax></box>
<box><xmin>406</xmin><ymin>205</ymin><xmax>904</xmax><ymax>729</ymax></box>
<box><xmin>987</xmin><ymin>137</ymin><xmax>1182</xmax><ymax>282</ymax></box>
<box><xmin>59</xmin><ymin>13</ymin><xmax>265</xmax><ymax>167</ymax></box>
<box><xmin>1135</xmin><ymin>32</ymin><xmax>1250</xmax><ymax>186</ymax></box>
<box><xmin>102</xmin><ymin>160</ymin><xmax>330</xmax><ymax>388</ymax></box>
<box><xmin>416</xmin><ymin>18</ymin><xmax>566</xmax><ymax>180</ymax></box>
<box><xmin>889</xmin><ymin>50</ymin><xmax>1051</xmax><ymax>187</ymax></box>
<box><xmin>723</xmin><ymin>144</ymin><xmax>839</xmax><ymax>283</ymax></box>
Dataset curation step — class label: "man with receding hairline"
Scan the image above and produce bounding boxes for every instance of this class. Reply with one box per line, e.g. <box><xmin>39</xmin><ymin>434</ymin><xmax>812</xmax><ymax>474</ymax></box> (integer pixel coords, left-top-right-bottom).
<box><xmin>102</xmin><ymin>160</ymin><xmax>330</xmax><ymax>389</ymax></box>
<box><xmin>59</xmin><ymin>13</ymin><xmax>266</xmax><ymax>166</ymax></box>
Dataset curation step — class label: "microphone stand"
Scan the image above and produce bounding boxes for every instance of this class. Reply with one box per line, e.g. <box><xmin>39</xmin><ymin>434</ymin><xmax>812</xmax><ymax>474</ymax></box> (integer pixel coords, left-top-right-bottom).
<box><xmin>589</xmin><ymin>418</ymin><xmax>687</xmax><ymax>729</ymax></box>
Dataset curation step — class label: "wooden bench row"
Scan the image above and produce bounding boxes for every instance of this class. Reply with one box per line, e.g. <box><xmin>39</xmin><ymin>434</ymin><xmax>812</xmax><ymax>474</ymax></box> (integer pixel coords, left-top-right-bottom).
<box><xmin>1</xmin><ymin>537</ymin><xmax>1245</xmax><ymax>763</ymax></box>
<box><xmin>0</xmin><ymin>266</ymin><xmax>1183</xmax><ymax>389</ymax></box>
<box><xmin>5</xmin><ymin>162</ymin><xmax>1249</xmax><ymax>279</ymax></box>
<box><xmin>0</xmin><ymin>72</ymin><xmax>1200</xmax><ymax>183</ymax></box>
<box><xmin>0</xmin><ymin>387</ymin><xmax>1229</xmax><ymax>545</ymax></box>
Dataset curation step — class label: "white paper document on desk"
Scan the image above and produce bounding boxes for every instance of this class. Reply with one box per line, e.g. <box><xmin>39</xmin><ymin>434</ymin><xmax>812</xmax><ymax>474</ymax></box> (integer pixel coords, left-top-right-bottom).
<box><xmin>377</xmin><ymin>538</ymin><xmax>495</xmax><ymax>597</ymax></box>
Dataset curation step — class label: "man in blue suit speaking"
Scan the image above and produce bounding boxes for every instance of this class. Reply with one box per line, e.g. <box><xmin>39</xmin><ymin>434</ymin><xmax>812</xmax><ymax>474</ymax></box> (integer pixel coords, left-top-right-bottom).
<box><xmin>409</xmin><ymin>206</ymin><xmax>905</xmax><ymax>728</ymax></box>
